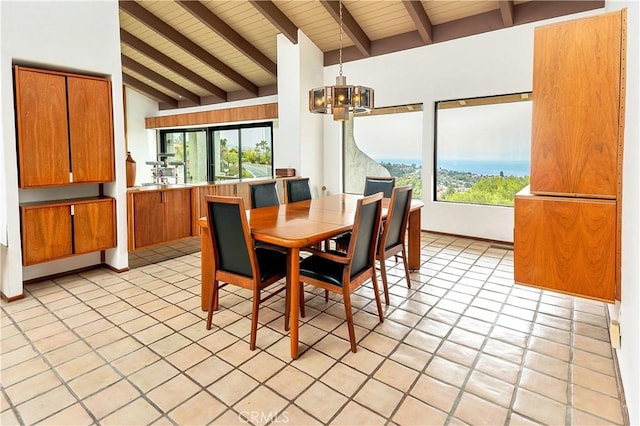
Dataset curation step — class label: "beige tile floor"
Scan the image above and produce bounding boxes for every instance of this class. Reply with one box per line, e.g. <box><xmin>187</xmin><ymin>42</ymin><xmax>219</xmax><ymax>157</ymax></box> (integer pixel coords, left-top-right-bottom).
<box><xmin>1</xmin><ymin>233</ymin><xmax>628</xmax><ymax>425</ymax></box>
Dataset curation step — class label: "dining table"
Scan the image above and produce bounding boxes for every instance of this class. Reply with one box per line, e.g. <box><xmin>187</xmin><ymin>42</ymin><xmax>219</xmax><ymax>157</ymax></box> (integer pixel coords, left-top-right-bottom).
<box><xmin>198</xmin><ymin>193</ymin><xmax>424</xmax><ymax>359</ymax></box>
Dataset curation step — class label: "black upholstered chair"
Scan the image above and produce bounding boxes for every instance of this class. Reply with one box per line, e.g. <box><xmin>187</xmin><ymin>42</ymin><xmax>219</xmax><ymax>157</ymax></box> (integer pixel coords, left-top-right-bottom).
<box><xmin>333</xmin><ymin>176</ymin><xmax>396</xmax><ymax>251</ymax></box>
<box><xmin>285</xmin><ymin>178</ymin><xmax>312</xmax><ymax>203</ymax></box>
<box><xmin>205</xmin><ymin>195</ymin><xmax>290</xmax><ymax>350</ymax></box>
<box><xmin>249</xmin><ymin>180</ymin><xmax>280</xmax><ymax>209</ymax></box>
<box><xmin>298</xmin><ymin>193</ymin><xmax>384</xmax><ymax>353</ymax></box>
<box><xmin>377</xmin><ymin>185</ymin><xmax>413</xmax><ymax>305</ymax></box>
<box><xmin>364</xmin><ymin>176</ymin><xmax>395</xmax><ymax>198</ymax></box>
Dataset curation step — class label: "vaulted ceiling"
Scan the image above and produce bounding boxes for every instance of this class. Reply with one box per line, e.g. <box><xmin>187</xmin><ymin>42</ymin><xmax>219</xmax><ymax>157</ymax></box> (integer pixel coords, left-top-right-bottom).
<box><xmin>119</xmin><ymin>0</ymin><xmax>604</xmax><ymax>109</ymax></box>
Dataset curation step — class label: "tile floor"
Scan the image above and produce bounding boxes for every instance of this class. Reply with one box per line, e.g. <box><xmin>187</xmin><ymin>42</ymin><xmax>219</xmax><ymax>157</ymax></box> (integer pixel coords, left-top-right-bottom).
<box><xmin>1</xmin><ymin>233</ymin><xmax>628</xmax><ymax>425</ymax></box>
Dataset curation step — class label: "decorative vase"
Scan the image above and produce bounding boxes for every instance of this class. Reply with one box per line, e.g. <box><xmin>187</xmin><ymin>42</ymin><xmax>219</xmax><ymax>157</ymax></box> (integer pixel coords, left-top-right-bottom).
<box><xmin>126</xmin><ymin>152</ymin><xmax>136</xmax><ymax>187</ymax></box>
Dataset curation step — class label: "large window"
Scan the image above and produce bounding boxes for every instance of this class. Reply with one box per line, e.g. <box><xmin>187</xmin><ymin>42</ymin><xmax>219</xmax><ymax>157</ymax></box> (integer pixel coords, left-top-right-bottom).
<box><xmin>344</xmin><ymin>105</ymin><xmax>423</xmax><ymax>198</ymax></box>
<box><xmin>435</xmin><ymin>93</ymin><xmax>532</xmax><ymax>206</ymax></box>
<box><xmin>160</xmin><ymin>122</ymin><xmax>273</xmax><ymax>183</ymax></box>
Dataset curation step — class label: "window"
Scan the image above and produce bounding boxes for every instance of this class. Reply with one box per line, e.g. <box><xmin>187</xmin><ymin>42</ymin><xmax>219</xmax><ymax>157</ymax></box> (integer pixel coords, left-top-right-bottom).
<box><xmin>344</xmin><ymin>104</ymin><xmax>423</xmax><ymax>198</ymax></box>
<box><xmin>435</xmin><ymin>93</ymin><xmax>532</xmax><ymax>207</ymax></box>
<box><xmin>160</xmin><ymin>122</ymin><xmax>273</xmax><ymax>183</ymax></box>
<box><xmin>160</xmin><ymin>129</ymin><xmax>207</xmax><ymax>183</ymax></box>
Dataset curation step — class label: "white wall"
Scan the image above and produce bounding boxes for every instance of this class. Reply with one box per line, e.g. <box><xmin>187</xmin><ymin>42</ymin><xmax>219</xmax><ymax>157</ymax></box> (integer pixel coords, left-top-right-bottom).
<box><xmin>126</xmin><ymin>87</ymin><xmax>159</xmax><ymax>186</ymax></box>
<box><xmin>276</xmin><ymin>31</ymin><xmax>325</xmax><ymax>197</ymax></box>
<box><xmin>618</xmin><ymin>2</ymin><xmax>640</xmax><ymax>424</ymax></box>
<box><xmin>0</xmin><ymin>0</ymin><xmax>128</xmax><ymax>295</ymax></box>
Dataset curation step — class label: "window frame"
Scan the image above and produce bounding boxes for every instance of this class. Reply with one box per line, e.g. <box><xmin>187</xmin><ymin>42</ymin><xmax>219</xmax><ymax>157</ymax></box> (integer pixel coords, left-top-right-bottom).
<box><xmin>433</xmin><ymin>92</ymin><xmax>532</xmax><ymax>207</ymax></box>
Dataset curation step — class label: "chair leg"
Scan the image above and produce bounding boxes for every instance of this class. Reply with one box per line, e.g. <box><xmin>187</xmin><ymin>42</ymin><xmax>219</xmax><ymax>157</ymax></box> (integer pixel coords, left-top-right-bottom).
<box><xmin>401</xmin><ymin>246</ymin><xmax>412</xmax><ymax>289</ymax></box>
<box><xmin>370</xmin><ymin>272</ymin><xmax>384</xmax><ymax>324</ymax></box>
<box><xmin>206</xmin><ymin>279</ymin><xmax>219</xmax><ymax>330</ymax></box>
<box><xmin>212</xmin><ymin>279</ymin><xmax>220</xmax><ymax>311</ymax></box>
<box><xmin>342</xmin><ymin>289</ymin><xmax>357</xmax><ymax>353</ymax></box>
<box><xmin>299</xmin><ymin>282</ymin><xmax>306</xmax><ymax>318</ymax></box>
<box><xmin>378</xmin><ymin>257</ymin><xmax>390</xmax><ymax>305</ymax></box>
<box><xmin>249</xmin><ymin>288</ymin><xmax>260</xmax><ymax>350</ymax></box>
<box><xmin>324</xmin><ymin>289</ymin><xmax>329</xmax><ymax>302</ymax></box>
<box><xmin>284</xmin><ymin>282</ymin><xmax>291</xmax><ymax>332</ymax></box>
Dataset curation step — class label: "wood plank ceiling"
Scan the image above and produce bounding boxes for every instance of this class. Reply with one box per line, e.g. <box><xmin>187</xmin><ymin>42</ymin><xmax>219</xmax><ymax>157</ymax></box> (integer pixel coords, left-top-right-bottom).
<box><xmin>119</xmin><ymin>0</ymin><xmax>604</xmax><ymax>109</ymax></box>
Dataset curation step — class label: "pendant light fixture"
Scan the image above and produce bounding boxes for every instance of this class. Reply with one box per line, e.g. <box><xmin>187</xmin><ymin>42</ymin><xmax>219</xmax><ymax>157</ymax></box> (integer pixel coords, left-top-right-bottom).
<box><xmin>308</xmin><ymin>0</ymin><xmax>374</xmax><ymax>121</ymax></box>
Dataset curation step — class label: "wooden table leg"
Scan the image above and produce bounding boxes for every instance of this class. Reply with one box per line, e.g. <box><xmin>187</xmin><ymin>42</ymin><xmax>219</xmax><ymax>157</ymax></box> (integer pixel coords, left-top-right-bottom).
<box><xmin>289</xmin><ymin>247</ymin><xmax>300</xmax><ymax>359</ymax></box>
<box><xmin>408</xmin><ymin>209</ymin><xmax>421</xmax><ymax>270</ymax></box>
<box><xmin>200</xmin><ymin>227</ymin><xmax>213</xmax><ymax>311</ymax></box>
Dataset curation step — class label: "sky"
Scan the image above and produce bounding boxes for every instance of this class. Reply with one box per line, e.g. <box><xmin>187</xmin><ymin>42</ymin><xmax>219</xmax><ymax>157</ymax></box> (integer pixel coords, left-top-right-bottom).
<box><xmin>353</xmin><ymin>111</ymin><xmax>423</xmax><ymax>161</ymax></box>
<box><xmin>436</xmin><ymin>101</ymin><xmax>532</xmax><ymax>162</ymax></box>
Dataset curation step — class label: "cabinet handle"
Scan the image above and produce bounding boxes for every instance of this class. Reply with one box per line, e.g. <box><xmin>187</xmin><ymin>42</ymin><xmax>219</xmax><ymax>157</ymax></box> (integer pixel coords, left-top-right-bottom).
<box><xmin>70</xmin><ymin>205</ymin><xmax>75</xmax><ymax>216</ymax></box>
<box><xmin>69</xmin><ymin>172</ymin><xmax>73</xmax><ymax>183</ymax></box>
<box><xmin>162</xmin><ymin>191</ymin><xmax>166</xmax><ymax>204</ymax></box>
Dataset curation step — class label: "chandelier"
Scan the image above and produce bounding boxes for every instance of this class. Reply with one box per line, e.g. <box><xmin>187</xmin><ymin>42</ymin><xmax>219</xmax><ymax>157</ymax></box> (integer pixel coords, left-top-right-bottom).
<box><xmin>308</xmin><ymin>0</ymin><xmax>374</xmax><ymax>121</ymax></box>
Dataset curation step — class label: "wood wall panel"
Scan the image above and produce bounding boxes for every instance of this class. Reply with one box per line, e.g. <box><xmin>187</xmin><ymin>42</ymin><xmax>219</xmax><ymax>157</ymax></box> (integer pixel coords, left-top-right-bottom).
<box><xmin>21</xmin><ymin>205</ymin><xmax>73</xmax><ymax>265</ymax></box>
<box><xmin>514</xmin><ymin>193</ymin><xmax>616</xmax><ymax>302</ymax></box>
<box><xmin>14</xmin><ymin>68</ymin><xmax>70</xmax><ymax>187</ymax></box>
<box><xmin>68</xmin><ymin>76</ymin><xmax>115</xmax><ymax>183</ymax></box>
<box><xmin>145</xmin><ymin>103</ymin><xmax>278</xmax><ymax>129</ymax></box>
<box><xmin>73</xmin><ymin>199</ymin><xmax>117</xmax><ymax>254</ymax></box>
<box><xmin>530</xmin><ymin>12</ymin><xmax>622</xmax><ymax>198</ymax></box>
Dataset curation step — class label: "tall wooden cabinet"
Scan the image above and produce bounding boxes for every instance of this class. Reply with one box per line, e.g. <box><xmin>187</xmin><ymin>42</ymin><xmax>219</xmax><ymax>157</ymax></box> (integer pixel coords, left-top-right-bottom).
<box><xmin>14</xmin><ymin>66</ymin><xmax>117</xmax><ymax>266</ymax></box>
<box><xmin>14</xmin><ymin>66</ymin><xmax>115</xmax><ymax>187</ymax></box>
<box><xmin>514</xmin><ymin>10</ymin><xmax>626</xmax><ymax>302</ymax></box>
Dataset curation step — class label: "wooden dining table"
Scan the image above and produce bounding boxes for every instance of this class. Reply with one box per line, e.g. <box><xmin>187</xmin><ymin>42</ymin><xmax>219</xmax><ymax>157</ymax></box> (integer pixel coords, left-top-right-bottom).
<box><xmin>198</xmin><ymin>193</ymin><xmax>424</xmax><ymax>359</ymax></box>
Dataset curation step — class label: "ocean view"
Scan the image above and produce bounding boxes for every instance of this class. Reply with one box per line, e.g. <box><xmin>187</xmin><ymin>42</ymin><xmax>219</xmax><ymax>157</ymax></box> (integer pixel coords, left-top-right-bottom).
<box><xmin>437</xmin><ymin>159</ymin><xmax>530</xmax><ymax>177</ymax></box>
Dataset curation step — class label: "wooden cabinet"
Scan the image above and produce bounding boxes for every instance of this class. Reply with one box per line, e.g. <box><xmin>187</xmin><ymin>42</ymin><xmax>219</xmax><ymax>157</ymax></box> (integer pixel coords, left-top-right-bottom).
<box><xmin>514</xmin><ymin>10</ymin><xmax>626</xmax><ymax>302</ymax></box>
<box><xmin>21</xmin><ymin>197</ymin><xmax>116</xmax><ymax>265</ymax></box>
<box><xmin>14</xmin><ymin>66</ymin><xmax>115</xmax><ymax>188</ymax></box>
<box><xmin>530</xmin><ymin>12</ymin><xmax>623</xmax><ymax>199</ymax></box>
<box><xmin>514</xmin><ymin>190</ymin><xmax>616</xmax><ymax>301</ymax></box>
<box><xmin>128</xmin><ymin>187</ymin><xmax>194</xmax><ymax>251</ymax></box>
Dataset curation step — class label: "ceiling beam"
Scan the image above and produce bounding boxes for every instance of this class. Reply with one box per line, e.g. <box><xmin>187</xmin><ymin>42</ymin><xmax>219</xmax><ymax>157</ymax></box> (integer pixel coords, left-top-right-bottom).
<box><xmin>320</xmin><ymin>0</ymin><xmax>371</xmax><ymax>57</ymax></box>
<box><xmin>123</xmin><ymin>73</ymin><xmax>178</xmax><ymax>108</ymax></box>
<box><xmin>120</xmin><ymin>30</ymin><xmax>227</xmax><ymax>102</ymax></box>
<box><xmin>324</xmin><ymin>0</ymin><xmax>604</xmax><ymax>65</ymax></box>
<box><xmin>499</xmin><ymin>1</ymin><xmax>515</xmax><ymax>27</ymax></box>
<box><xmin>402</xmin><ymin>0</ymin><xmax>433</xmax><ymax>44</ymax></box>
<box><xmin>119</xmin><ymin>0</ymin><xmax>258</xmax><ymax>95</ymax></box>
<box><xmin>176</xmin><ymin>0</ymin><xmax>277</xmax><ymax>77</ymax></box>
<box><xmin>121</xmin><ymin>55</ymin><xmax>201</xmax><ymax>105</ymax></box>
<box><xmin>249</xmin><ymin>0</ymin><xmax>298</xmax><ymax>45</ymax></box>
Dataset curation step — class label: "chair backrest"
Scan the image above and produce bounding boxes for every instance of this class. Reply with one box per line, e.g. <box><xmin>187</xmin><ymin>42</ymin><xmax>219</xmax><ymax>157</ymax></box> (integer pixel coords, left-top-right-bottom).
<box><xmin>364</xmin><ymin>176</ymin><xmax>395</xmax><ymax>198</ymax></box>
<box><xmin>379</xmin><ymin>185</ymin><xmax>413</xmax><ymax>252</ymax></box>
<box><xmin>205</xmin><ymin>196</ymin><xmax>256</xmax><ymax>278</ymax></box>
<box><xmin>249</xmin><ymin>180</ymin><xmax>279</xmax><ymax>209</ymax></box>
<box><xmin>286</xmin><ymin>178</ymin><xmax>312</xmax><ymax>203</ymax></box>
<box><xmin>347</xmin><ymin>193</ymin><xmax>383</xmax><ymax>278</ymax></box>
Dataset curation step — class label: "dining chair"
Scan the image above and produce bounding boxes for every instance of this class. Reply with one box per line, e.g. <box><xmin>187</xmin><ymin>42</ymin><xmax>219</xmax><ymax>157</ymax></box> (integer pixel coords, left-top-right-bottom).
<box><xmin>364</xmin><ymin>176</ymin><xmax>396</xmax><ymax>198</ymax></box>
<box><xmin>377</xmin><ymin>185</ymin><xmax>413</xmax><ymax>305</ymax></box>
<box><xmin>205</xmin><ymin>195</ymin><xmax>290</xmax><ymax>350</ymax></box>
<box><xmin>333</xmin><ymin>176</ymin><xmax>396</xmax><ymax>251</ymax></box>
<box><xmin>249</xmin><ymin>180</ymin><xmax>280</xmax><ymax>209</ymax></box>
<box><xmin>285</xmin><ymin>177</ymin><xmax>312</xmax><ymax>203</ymax></box>
<box><xmin>298</xmin><ymin>193</ymin><xmax>384</xmax><ymax>353</ymax></box>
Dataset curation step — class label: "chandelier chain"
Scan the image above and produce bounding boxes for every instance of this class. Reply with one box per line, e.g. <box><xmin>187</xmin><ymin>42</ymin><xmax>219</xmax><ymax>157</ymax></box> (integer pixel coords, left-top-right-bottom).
<box><xmin>339</xmin><ymin>0</ymin><xmax>343</xmax><ymax>77</ymax></box>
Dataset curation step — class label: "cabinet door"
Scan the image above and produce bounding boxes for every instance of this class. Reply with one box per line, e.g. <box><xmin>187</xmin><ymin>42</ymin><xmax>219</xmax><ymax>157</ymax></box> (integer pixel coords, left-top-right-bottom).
<box><xmin>21</xmin><ymin>205</ymin><xmax>73</xmax><ymax>265</ymax></box>
<box><xmin>73</xmin><ymin>199</ymin><xmax>117</xmax><ymax>254</ymax></box>
<box><xmin>514</xmin><ymin>194</ymin><xmax>616</xmax><ymax>301</ymax></box>
<box><xmin>530</xmin><ymin>12</ymin><xmax>622</xmax><ymax>197</ymax></box>
<box><xmin>165</xmin><ymin>189</ymin><xmax>193</xmax><ymax>241</ymax></box>
<box><xmin>133</xmin><ymin>192</ymin><xmax>166</xmax><ymax>248</ymax></box>
<box><xmin>67</xmin><ymin>76</ymin><xmax>115</xmax><ymax>183</ymax></box>
<box><xmin>14</xmin><ymin>68</ymin><xmax>70</xmax><ymax>187</ymax></box>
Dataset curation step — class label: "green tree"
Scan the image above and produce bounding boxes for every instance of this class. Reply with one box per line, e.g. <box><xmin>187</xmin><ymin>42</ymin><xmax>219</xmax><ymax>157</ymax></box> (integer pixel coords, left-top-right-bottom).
<box><xmin>442</xmin><ymin>175</ymin><xmax>530</xmax><ymax>206</ymax></box>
